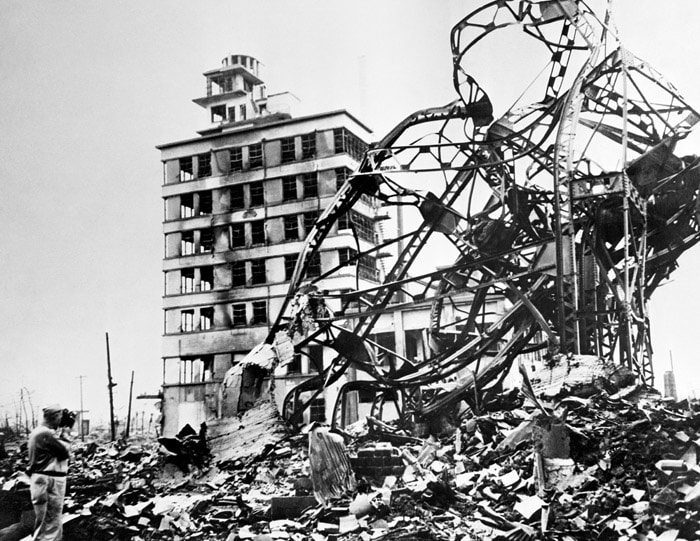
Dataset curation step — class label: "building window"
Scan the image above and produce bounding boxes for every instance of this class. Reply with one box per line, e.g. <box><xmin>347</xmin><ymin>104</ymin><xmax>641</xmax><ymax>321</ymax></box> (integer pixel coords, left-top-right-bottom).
<box><xmin>180</xmin><ymin>194</ymin><xmax>195</xmax><ymax>219</ymax></box>
<box><xmin>302</xmin><ymin>173</ymin><xmax>318</xmax><ymax>199</ymax></box>
<box><xmin>200</xmin><ymin>307</ymin><xmax>214</xmax><ymax>330</ymax></box>
<box><xmin>249</xmin><ymin>181</ymin><xmax>264</xmax><ymax>207</ymax></box>
<box><xmin>359</xmin><ymin>255</ymin><xmax>379</xmax><ymax>282</ymax></box>
<box><xmin>308</xmin><ymin>346</ymin><xmax>323</xmax><ymax>373</ymax></box>
<box><xmin>301</xmin><ymin>133</ymin><xmax>316</xmax><ymax>160</ymax></box>
<box><xmin>230</xmin><ymin>147</ymin><xmax>243</xmax><ymax>171</ymax></box>
<box><xmin>181</xmin><ymin>231</ymin><xmax>195</xmax><ymax>255</ymax></box>
<box><xmin>338</xmin><ymin>212</ymin><xmax>350</xmax><ymax>231</ymax></box>
<box><xmin>198</xmin><ymin>153</ymin><xmax>212</xmax><ymax>178</ymax></box>
<box><xmin>282</xmin><ymin>176</ymin><xmax>297</xmax><ymax>201</ymax></box>
<box><xmin>180</xmin><ymin>357</ymin><xmax>204</xmax><ymax>384</ymax></box>
<box><xmin>231</xmin><ymin>261</ymin><xmax>246</xmax><ymax>287</ymax></box>
<box><xmin>239</xmin><ymin>104</ymin><xmax>247</xmax><ymax>121</ymax></box>
<box><xmin>251</xmin><ymin>220</ymin><xmax>265</xmax><ymax>245</ymax></box>
<box><xmin>303</xmin><ymin>212</ymin><xmax>318</xmax><ymax>237</ymax></box>
<box><xmin>252</xmin><ymin>300</ymin><xmax>267</xmax><ymax>324</ymax></box>
<box><xmin>227</xmin><ymin>106</ymin><xmax>236</xmax><ymax>122</ymax></box>
<box><xmin>200</xmin><ymin>229</ymin><xmax>215</xmax><ymax>253</ymax></box>
<box><xmin>287</xmin><ymin>353</ymin><xmax>302</xmax><ymax>374</ymax></box>
<box><xmin>339</xmin><ymin>247</ymin><xmax>357</xmax><ymax>265</ymax></box>
<box><xmin>251</xmin><ymin>259</ymin><xmax>266</xmax><ymax>285</ymax></box>
<box><xmin>200</xmin><ymin>266</ymin><xmax>214</xmax><ymax>291</ymax></box>
<box><xmin>284</xmin><ymin>215</ymin><xmax>299</xmax><ymax>241</ymax></box>
<box><xmin>230</xmin><ymin>185</ymin><xmax>245</xmax><ymax>209</ymax></box>
<box><xmin>179</xmin><ymin>157</ymin><xmax>194</xmax><ymax>182</ymax></box>
<box><xmin>351</xmin><ymin>211</ymin><xmax>375</xmax><ymax>243</ymax></box>
<box><xmin>232</xmin><ymin>303</ymin><xmax>246</xmax><ymax>326</ymax></box>
<box><xmin>281</xmin><ymin>137</ymin><xmax>295</xmax><ymax>164</ymax></box>
<box><xmin>181</xmin><ymin>310</ymin><xmax>194</xmax><ymax>332</ymax></box>
<box><xmin>336</xmin><ymin>167</ymin><xmax>351</xmax><ymax>191</ymax></box>
<box><xmin>230</xmin><ymin>223</ymin><xmax>245</xmax><ymax>248</ymax></box>
<box><xmin>285</xmin><ymin>254</ymin><xmax>298</xmax><ymax>281</ymax></box>
<box><xmin>249</xmin><ymin>143</ymin><xmax>263</xmax><ymax>169</ymax></box>
<box><xmin>199</xmin><ymin>191</ymin><xmax>212</xmax><ymax>215</ymax></box>
<box><xmin>308</xmin><ymin>252</ymin><xmax>321</xmax><ymax>277</ymax></box>
<box><xmin>211</xmin><ymin>105</ymin><xmax>226</xmax><ymax>123</ymax></box>
<box><xmin>181</xmin><ymin>268</ymin><xmax>195</xmax><ymax>293</ymax></box>
<box><xmin>310</xmin><ymin>398</ymin><xmax>326</xmax><ymax>422</ymax></box>
<box><xmin>333</xmin><ymin>128</ymin><xmax>367</xmax><ymax>161</ymax></box>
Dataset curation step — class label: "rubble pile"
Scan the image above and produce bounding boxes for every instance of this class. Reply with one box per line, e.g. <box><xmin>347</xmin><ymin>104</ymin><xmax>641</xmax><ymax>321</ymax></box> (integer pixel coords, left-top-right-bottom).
<box><xmin>1</xmin><ymin>389</ymin><xmax>699</xmax><ymax>540</ymax></box>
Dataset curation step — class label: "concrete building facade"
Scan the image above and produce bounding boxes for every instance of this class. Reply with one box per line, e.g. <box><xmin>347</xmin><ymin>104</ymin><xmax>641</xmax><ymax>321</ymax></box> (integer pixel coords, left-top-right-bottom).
<box><xmin>157</xmin><ymin>54</ymin><xmax>376</xmax><ymax>435</ymax></box>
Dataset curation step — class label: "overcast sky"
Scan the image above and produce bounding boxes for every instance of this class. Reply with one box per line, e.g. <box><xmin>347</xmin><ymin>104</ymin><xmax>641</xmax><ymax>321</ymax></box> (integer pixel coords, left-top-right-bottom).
<box><xmin>1</xmin><ymin>1</ymin><xmax>699</xmax><ymax>426</ymax></box>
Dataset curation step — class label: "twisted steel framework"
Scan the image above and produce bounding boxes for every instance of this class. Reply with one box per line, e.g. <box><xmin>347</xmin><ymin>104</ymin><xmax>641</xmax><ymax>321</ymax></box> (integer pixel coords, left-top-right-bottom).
<box><xmin>266</xmin><ymin>0</ymin><xmax>700</xmax><ymax>428</ymax></box>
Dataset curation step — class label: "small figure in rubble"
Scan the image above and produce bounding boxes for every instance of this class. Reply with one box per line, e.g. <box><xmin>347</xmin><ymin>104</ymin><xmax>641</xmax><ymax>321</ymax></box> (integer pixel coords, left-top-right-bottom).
<box><xmin>27</xmin><ymin>404</ymin><xmax>72</xmax><ymax>540</ymax></box>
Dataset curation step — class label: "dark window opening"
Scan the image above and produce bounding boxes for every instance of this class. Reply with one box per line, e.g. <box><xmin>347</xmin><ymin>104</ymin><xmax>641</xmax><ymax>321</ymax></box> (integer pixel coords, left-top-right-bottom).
<box><xmin>232</xmin><ymin>303</ymin><xmax>246</xmax><ymax>326</ymax></box>
<box><xmin>200</xmin><ymin>307</ymin><xmax>214</xmax><ymax>330</ymax></box>
<box><xmin>285</xmin><ymin>254</ymin><xmax>298</xmax><ymax>281</ymax></box>
<box><xmin>198</xmin><ymin>153</ymin><xmax>212</xmax><ymax>178</ymax></box>
<box><xmin>333</xmin><ymin>128</ymin><xmax>368</xmax><ymax>161</ymax></box>
<box><xmin>338</xmin><ymin>212</ymin><xmax>349</xmax><ymax>231</ymax></box>
<box><xmin>179</xmin><ymin>157</ymin><xmax>194</xmax><ymax>182</ymax></box>
<box><xmin>303</xmin><ymin>212</ymin><xmax>318</xmax><ymax>237</ymax></box>
<box><xmin>251</xmin><ymin>220</ymin><xmax>265</xmax><ymax>245</ymax></box>
<box><xmin>284</xmin><ymin>215</ymin><xmax>299</xmax><ymax>241</ymax></box>
<box><xmin>339</xmin><ymin>247</ymin><xmax>358</xmax><ymax>266</ymax></box>
<box><xmin>336</xmin><ymin>167</ymin><xmax>351</xmax><ymax>191</ymax></box>
<box><xmin>310</xmin><ymin>398</ymin><xmax>326</xmax><ymax>422</ymax></box>
<box><xmin>249</xmin><ymin>143</ymin><xmax>263</xmax><ymax>169</ymax></box>
<box><xmin>181</xmin><ymin>231</ymin><xmax>195</xmax><ymax>255</ymax></box>
<box><xmin>227</xmin><ymin>106</ymin><xmax>236</xmax><ymax>122</ymax></box>
<box><xmin>308</xmin><ymin>345</ymin><xmax>323</xmax><ymax>373</ymax></box>
<box><xmin>302</xmin><ymin>173</ymin><xmax>318</xmax><ymax>199</ymax></box>
<box><xmin>287</xmin><ymin>353</ymin><xmax>302</xmax><ymax>374</ymax></box>
<box><xmin>230</xmin><ymin>147</ymin><xmax>243</xmax><ymax>171</ymax></box>
<box><xmin>211</xmin><ymin>105</ymin><xmax>226</xmax><ymax>123</ymax></box>
<box><xmin>281</xmin><ymin>137</ymin><xmax>295</xmax><ymax>164</ymax></box>
<box><xmin>251</xmin><ymin>259</ymin><xmax>266</xmax><ymax>285</ymax></box>
<box><xmin>359</xmin><ymin>254</ymin><xmax>379</xmax><ymax>282</ymax></box>
<box><xmin>239</xmin><ymin>104</ymin><xmax>247</xmax><ymax>121</ymax></box>
<box><xmin>200</xmin><ymin>229</ymin><xmax>215</xmax><ymax>253</ymax></box>
<box><xmin>181</xmin><ymin>310</ymin><xmax>194</xmax><ymax>332</ymax></box>
<box><xmin>230</xmin><ymin>185</ymin><xmax>245</xmax><ymax>210</ymax></box>
<box><xmin>180</xmin><ymin>194</ymin><xmax>195</xmax><ymax>219</ymax></box>
<box><xmin>282</xmin><ymin>176</ymin><xmax>297</xmax><ymax>201</ymax></box>
<box><xmin>308</xmin><ymin>252</ymin><xmax>321</xmax><ymax>277</ymax></box>
<box><xmin>358</xmin><ymin>388</ymin><xmax>375</xmax><ymax>403</ymax></box>
<box><xmin>198</xmin><ymin>191</ymin><xmax>212</xmax><ymax>215</ymax></box>
<box><xmin>301</xmin><ymin>133</ymin><xmax>316</xmax><ymax>160</ymax></box>
<box><xmin>200</xmin><ymin>266</ymin><xmax>214</xmax><ymax>291</ymax></box>
<box><xmin>249</xmin><ymin>181</ymin><xmax>264</xmax><ymax>207</ymax></box>
<box><xmin>181</xmin><ymin>268</ymin><xmax>195</xmax><ymax>293</ymax></box>
<box><xmin>231</xmin><ymin>261</ymin><xmax>246</xmax><ymax>287</ymax></box>
<box><xmin>230</xmin><ymin>223</ymin><xmax>245</xmax><ymax>248</ymax></box>
<box><xmin>252</xmin><ymin>300</ymin><xmax>267</xmax><ymax>324</ymax></box>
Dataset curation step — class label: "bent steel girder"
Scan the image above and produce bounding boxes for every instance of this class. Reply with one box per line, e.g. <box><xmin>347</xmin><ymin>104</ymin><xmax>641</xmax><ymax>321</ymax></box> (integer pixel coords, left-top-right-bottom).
<box><xmin>265</xmin><ymin>1</ymin><xmax>700</xmax><ymax>429</ymax></box>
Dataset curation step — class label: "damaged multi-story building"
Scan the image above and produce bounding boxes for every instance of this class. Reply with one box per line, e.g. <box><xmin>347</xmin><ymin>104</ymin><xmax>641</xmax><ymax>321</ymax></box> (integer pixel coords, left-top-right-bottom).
<box><xmin>157</xmin><ymin>55</ymin><xmax>378</xmax><ymax>435</ymax></box>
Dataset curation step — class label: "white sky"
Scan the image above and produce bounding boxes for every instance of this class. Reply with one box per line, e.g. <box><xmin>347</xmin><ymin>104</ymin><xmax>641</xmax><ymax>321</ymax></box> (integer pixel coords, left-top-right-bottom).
<box><xmin>1</xmin><ymin>1</ymin><xmax>699</xmax><ymax>426</ymax></box>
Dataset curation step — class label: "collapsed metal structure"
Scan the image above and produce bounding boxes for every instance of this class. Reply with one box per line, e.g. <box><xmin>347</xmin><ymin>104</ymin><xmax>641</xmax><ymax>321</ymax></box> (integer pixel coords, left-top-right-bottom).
<box><xmin>267</xmin><ymin>0</ymin><xmax>700</xmax><ymax>428</ymax></box>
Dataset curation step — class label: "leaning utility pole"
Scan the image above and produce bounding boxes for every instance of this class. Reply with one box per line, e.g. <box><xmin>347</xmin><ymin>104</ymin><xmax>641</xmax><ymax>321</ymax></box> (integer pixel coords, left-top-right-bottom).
<box><xmin>125</xmin><ymin>370</ymin><xmax>134</xmax><ymax>439</ymax></box>
<box><xmin>105</xmin><ymin>332</ymin><xmax>117</xmax><ymax>441</ymax></box>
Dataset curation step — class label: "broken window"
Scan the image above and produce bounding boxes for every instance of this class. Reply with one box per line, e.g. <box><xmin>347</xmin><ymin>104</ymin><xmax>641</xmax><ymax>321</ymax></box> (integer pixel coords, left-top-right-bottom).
<box><xmin>200</xmin><ymin>266</ymin><xmax>214</xmax><ymax>291</ymax></box>
<box><xmin>338</xmin><ymin>212</ymin><xmax>350</xmax><ymax>231</ymax></box>
<box><xmin>230</xmin><ymin>184</ymin><xmax>245</xmax><ymax>210</ymax></box>
<box><xmin>302</xmin><ymin>173</ymin><xmax>318</xmax><ymax>199</ymax></box>
<box><xmin>282</xmin><ymin>176</ymin><xmax>297</xmax><ymax>201</ymax></box>
<box><xmin>199</xmin><ymin>229</ymin><xmax>214</xmax><ymax>253</ymax></box>
<box><xmin>301</xmin><ymin>132</ymin><xmax>316</xmax><ymax>159</ymax></box>
<box><xmin>230</xmin><ymin>147</ymin><xmax>243</xmax><ymax>171</ymax></box>
<box><xmin>227</xmin><ymin>106</ymin><xmax>236</xmax><ymax>122</ymax></box>
<box><xmin>309</xmin><ymin>398</ymin><xmax>326</xmax><ymax>422</ymax></box>
<box><xmin>339</xmin><ymin>247</ymin><xmax>357</xmax><ymax>265</ymax></box>
<box><xmin>180</xmin><ymin>357</ymin><xmax>204</xmax><ymax>384</ymax></box>
<box><xmin>179</xmin><ymin>157</ymin><xmax>194</xmax><ymax>182</ymax></box>
<box><xmin>230</xmin><ymin>223</ymin><xmax>245</xmax><ymax>248</ymax></box>
<box><xmin>231</xmin><ymin>261</ymin><xmax>246</xmax><ymax>287</ymax></box>
<box><xmin>335</xmin><ymin>167</ymin><xmax>351</xmax><ymax>191</ymax></box>
<box><xmin>308</xmin><ymin>345</ymin><xmax>323</xmax><ymax>373</ymax></box>
<box><xmin>351</xmin><ymin>211</ymin><xmax>375</xmax><ymax>243</ymax></box>
<box><xmin>181</xmin><ymin>268</ymin><xmax>195</xmax><ymax>293</ymax></box>
<box><xmin>287</xmin><ymin>353</ymin><xmax>302</xmax><ymax>374</ymax></box>
<box><xmin>239</xmin><ymin>104</ymin><xmax>247</xmax><ymax>121</ymax></box>
<box><xmin>232</xmin><ymin>303</ymin><xmax>246</xmax><ymax>326</ymax></box>
<box><xmin>200</xmin><ymin>307</ymin><xmax>214</xmax><ymax>330</ymax></box>
<box><xmin>358</xmin><ymin>254</ymin><xmax>379</xmax><ymax>282</ymax></box>
<box><xmin>249</xmin><ymin>181</ymin><xmax>264</xmax><ymax>206</ymax></box>
<box><xmin>333</xmin><ymin>128</ymin><xmax>368</xmax><ymax>161</ymax></box>
<box><xmin>281</xmin><ymin>137</ymin><xmax>295</xmax><ymax>164</ymax></box>
<box><xmin>180</xmin><ymin>310</ymin><xmax>194</xmax><ymax>332</ymax></box>
<box><xmin>284</xmin><ymin>215</ymin><xmax>299</xmax><ymax>241</ymax></box>
<box><xmin>308</xmin><ymin>252</ymin><xmax>321</xmax><ymax>277</ymax></box>
<box><xmin>285</xmin><ymin>254</ymin><xmax>298</xmax><ymax>281</ymax></box>
<box><xmin>180</xmin><ymin>194</ymin><xmax>195</xmax><ymax>219</ymax></box>
<box><xmin>211</xmin><ymin>105</ymin><xmax>226</xmax><ymax>123</ymax></box>
<box><xmin>250</xmin><ymin>220</ymin><xmax>265</xmax><ymax>245</ymax></box>
<box><xmin>181</xmin><ymin>231</ymin><xmax>195</xmax><ymax>255</ymax></box>
<box><xmin>303</xmin><ymin>211</ymin><xmax>318</xmax><ymax>237</ymax></box>
<box><xmin>249</xmin><ymin>143</ymin><xmax>263</xmax><ymax>169</ymax></box>
<box><xmin>197</xmin><ymin>153</ymin><xmax>212</xmax><ymax>178</ymax></box>
<box><xmin>252</xmin><ymin>300</ymin><xmax>267</xmax><ymax>324</ymax></box>
<box><xmin>198</xmin><ymin>191</ymin><xmax>212</xmax><ymax>215</ymax></box>
<box><xmin>251</xmin><ymin>259</ymin><xmax>266</xmax><ymax>285</ymax></box>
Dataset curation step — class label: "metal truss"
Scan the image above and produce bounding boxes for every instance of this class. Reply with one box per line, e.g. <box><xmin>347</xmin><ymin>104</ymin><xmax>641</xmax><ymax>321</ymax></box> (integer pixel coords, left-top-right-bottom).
<box><xmin>267</xmin><ymin>0</ymin><xmax>700</xmax><ymax>429</ymax></box>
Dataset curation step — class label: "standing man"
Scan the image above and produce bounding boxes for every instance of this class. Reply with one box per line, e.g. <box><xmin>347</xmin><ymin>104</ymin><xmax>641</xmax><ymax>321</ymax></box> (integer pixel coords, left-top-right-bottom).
<box><xmin>27</xmin><ymin>404</ymin><xmax>70</xmax><ymax>540</ymax></box>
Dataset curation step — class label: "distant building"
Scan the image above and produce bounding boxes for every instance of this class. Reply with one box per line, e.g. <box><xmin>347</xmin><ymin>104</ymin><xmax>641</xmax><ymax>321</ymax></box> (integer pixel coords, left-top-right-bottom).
<box><xmin>157</xmin><ymin>54</ymin><xmax>376</xmax><ymax>436</ymax></box>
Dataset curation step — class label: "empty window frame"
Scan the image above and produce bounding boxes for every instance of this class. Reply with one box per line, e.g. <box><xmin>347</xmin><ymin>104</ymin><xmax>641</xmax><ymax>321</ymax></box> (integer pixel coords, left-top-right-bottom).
<box><xmin>333</xmin><ymin>128</ymin><xmax>368</xmax><ymax>161</ymax></box>
<box><xmin>250</xmin><ymin>259</ymin><xmax>266</xmax><ymax>285</ymax></box>
<box><xmin>181</xmin><ymin>231</ymin><xmax>195</xmax><ymax>255</ymax></box>
<box><xmin>287</xmin><ymin>353</ymin><xmax>302</xmax><ymax>374</ymax></box>
<box><xmin>282</xmin><ymin>176</ymin><xmax>297</xmax><ymax>201</ymax></box>
<box><xmin>251</xmin><ymin>300</ymin><xmax>267</xmax><ymax>324</ymax></box>
<box><xmin>231</xmin><ymin>261</ymin><xmax>246</xmax><ymax>287</ymax></box>
<box><xmin>308</xmin><ymin>345</ymin><xmax>323</xmax><ymax>373</ymax></box>
<box><xmin>284</xmin><ymin>215</ymin><xmax>299</xmax><ymax>241</ymax></box>
<box><xmin>200</xmin><ymin>266</ymin><xmax>214</xmax><ymax>291</ymax></box>
<box><xmin>337</xmin><ymin>212</ymin><xmax>350</xmax><ymax>231</ymax></box>
<box><xmin>211</xmin><ymin>105</ymin><xmax>226</xmax><ymax>123</ymax></box>
<box><xmin>301</xmin><ymin>133</ymin><xmax>316</xmax><ymax>160</ymax></box>
<box><xmin>230</xmin><ymin>223</ymin><xmax>245</xmax><ymax>248</ymax></box>
<box><xmin>180</xmin><ymin>194</ymin><xmax>195</xmax><ymax>218</ymax></box>
<box><xmin>198</xmin><ymin>154</ymin><xmax>212</xmax><ymax>178</ymax></box>
<box><xmin>230</xmin><ymin>184</ymin><xmax>245</xmax><ymax>210</ymax></box>
<box><xmin>239</xmin><ymin>104</ymin><xmax>247</xmax><ymax>121</ymax></box>
<box><xmin>180</xmin><ymin>357</ymin><xmax>204</xmax><ymax>384</ymax></box>
<box><xmin>232</xmin><ymin>303</ymin><xmax>246</xmax><ymax>326</ymax></box>
<box><xmin>307</xmin><ymin>252</ymin><xmax>322</xmax><ymax>277</ymax></box>
<box><xmin>358</xmin><ymin>255</ymin><xmax>379</xmax><ymax>282</ymax></box>
<box><xmin>280</xmin><ymin>137</ymin><xmax>296</xmax><ymax>164</ymax></box>
<box><xmin>249</xmin><ymin>181</ymin><xmax>264</xmax><ymax>206</ymax></box>
<box><xmin>249</xmin><ymin>143</ymin><xmax>263</xmax><ymax>169</ymax></box>
<box><xmin>309</xmin><ymin>398</ymin><xmax>326</xmax><ymax>422</ymax></box>
<box><xmin>181</xmin><ymin>310</ymin><xmax>195</xmax><ymax>332</ymax></box>
<box><xmin>179</xmin><ymin>157</ymin><xmax>194</xmax><ymax>182</ymax></box>
<box><xmin>181</xmin><ymin>268</ymin><xmax>195</xmax><ymax>293</ymax></box>
<box><xmin>230</xmin><ymin>147</ymin><xmax>243</xmax><ymax>171</ymax></box>
<box><xmin>250</xmin><ymin>220</ymin><xmax>265</xmax><ymax>245</ymax></box>
<box><xmin>284</xmin><ymin>254</ymin><xmax>298</xmax><ymax>281</ymax></box>
<box><xmin>335</xmin><ymin>167</ymin><xmax>351</xmax><ymax>191</ymax></box>
<box><xmin>303</xmin><ymin>211</ymin><xmax>318</xmax><ymax>237</ymax></box>
<box><xmin>199</xmin><ymin>229</ymin><xmax>215</xmax><ymax>253</ymax></box>
<box><xmin>200</xmin><ymin>307</ymin><xmax>214</xmax><ymax>330</ymax></box>
<box><xmin>302</xmin><ymin>173</ymin><xmax>318</xmax><ymax>199</ymax></box>
<box><xmin>198</xmin><ymin>191</ymin><xmax>212</xmax><ymax>215</ymax></box>
<box><xmin>227</xmin><ymin>106</ymin><xmax>236</xmax><ymax>122</ymax></box>
<box><xmin>338</xmin><ymin>247</ymin><xmax>358</xmax><ymax>266</ymax></box>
